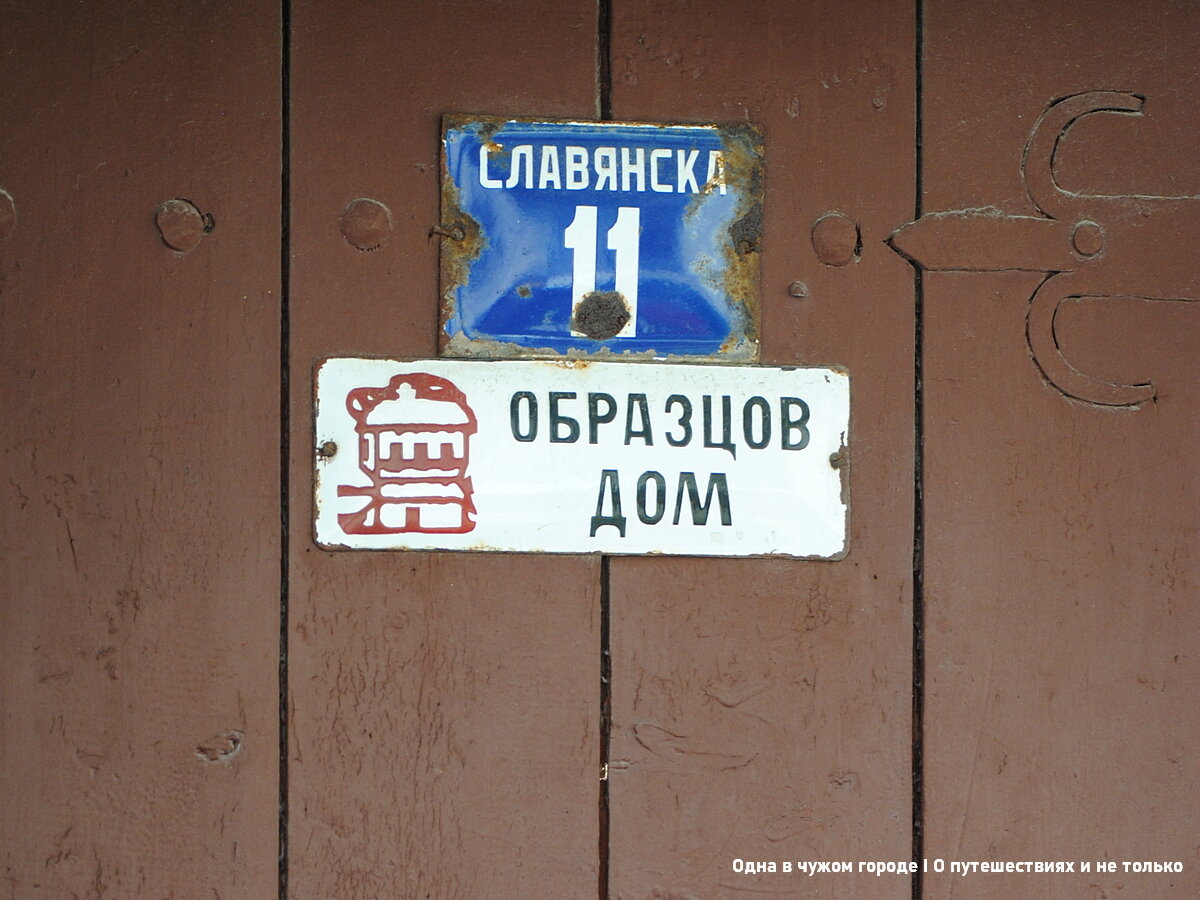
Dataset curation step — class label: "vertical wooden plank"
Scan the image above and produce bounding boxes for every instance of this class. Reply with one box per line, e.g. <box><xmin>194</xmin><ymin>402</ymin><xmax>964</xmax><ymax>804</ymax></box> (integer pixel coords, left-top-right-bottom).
<box><xmin>0</xmin><ymin>1</ymin><xmax>281</xmax><ymax>896</ymax></box>
<box><xmin>287</xmin><ymin>2</ymin><xmax>601</xmax><ymax>896</ymax></box>
<box><xmin>920</xmin><ymin>1</ymin><xmax>1200</xmax><ymax>896</ymax></box>
<box><xmin>606</xmin><ymin>2</ymin><xmax>917</xmax><ymax>896</ymax></box>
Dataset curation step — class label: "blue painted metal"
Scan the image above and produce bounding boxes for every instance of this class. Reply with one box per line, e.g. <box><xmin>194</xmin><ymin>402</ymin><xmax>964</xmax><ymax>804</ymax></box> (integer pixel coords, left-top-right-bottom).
<box><xmin>441</xmin><ymin>117</ymin><xmax>762</xmax><ymax>359</ymax></box>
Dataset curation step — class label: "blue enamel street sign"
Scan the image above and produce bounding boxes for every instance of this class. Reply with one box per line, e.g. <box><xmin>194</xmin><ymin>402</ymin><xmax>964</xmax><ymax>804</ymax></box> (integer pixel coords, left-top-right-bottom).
<box><xmin>440</xmin><ymin>117</ymin><xmax>763</xmax><ymax>360</ymax></box>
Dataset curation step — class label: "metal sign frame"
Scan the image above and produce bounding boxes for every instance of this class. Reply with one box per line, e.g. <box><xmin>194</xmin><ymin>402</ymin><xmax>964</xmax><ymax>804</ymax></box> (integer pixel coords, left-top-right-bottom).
<box><xmin>439</xmin><ymin>116</ymin><xmax>764</xmax><ymax>361</ymax></box>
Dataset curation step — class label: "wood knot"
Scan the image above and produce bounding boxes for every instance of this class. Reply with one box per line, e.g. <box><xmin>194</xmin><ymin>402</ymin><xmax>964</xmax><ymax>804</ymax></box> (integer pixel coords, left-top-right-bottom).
<box><xmin>195</xmin><ymin>729</ymin><xmax>244</xmax><ymax>763</ymax></box>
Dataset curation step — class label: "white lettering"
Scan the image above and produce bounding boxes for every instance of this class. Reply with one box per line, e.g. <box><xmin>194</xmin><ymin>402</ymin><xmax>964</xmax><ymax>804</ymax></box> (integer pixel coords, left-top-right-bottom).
<box><xmin>565</xmin><ymin>205</ymin><xmax>641</xmax><ymax>338</ymax></box>
<box><xmin>621</xmin><ymin>147</ymin><xmax>645</xmax><ymax>192</ymax></box>
<box><xmin>565</xmin><ymin>146</ymin><xmax>589</xmax><ymax>190</ymax></box>
<box><xmin>479</xmin><ymin>145</ymin><xmax>503</xmax><ymax>188</ymax></box>
<box><xmin>477</xmin><ymin>142</ymin><xmax>730</xmax><ymax>195</ymax></box>
<box><xmin>706</xmin><ymin>150</ymin><xmax>728</xmax><ymax>195</ymax></box>
<box><xmin>564</xmin><ymin>205</ymin><xmax>598</xmax><ymax>332</ymax></box>
<box><xmin>594</xmin><ymin>147</ymin><xmax>618</xmax><ymax>190</ymax></box>
<box><xmin>607</xmin><ymin>206</ymin><xmax>640</xmax><ymax>336</ymax></box>
<box><xmin>650</xmin><ymin>148</ymin><xmax>673</xmax><ymax>192</ymax></box>
<box><xmin>538</xmin><ymin>146</ymin><xmax>562</xmax><ymax>190</ymax></box>
<box><xmin>506</xmin><ymin>145</ymin><xmax>534</xmax><ymax>189</ymax></box>
<box><xmin>676</xmin><ymin>149</ymin><xmax>700</xmax><ymax>193</ymax></box>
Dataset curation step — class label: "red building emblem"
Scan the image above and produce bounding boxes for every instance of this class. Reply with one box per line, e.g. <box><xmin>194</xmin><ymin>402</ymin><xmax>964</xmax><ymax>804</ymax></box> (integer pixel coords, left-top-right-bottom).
<box><xmin>336</xmin><ymin>373</ymin><xmax>478</xmax><ymax>534</ymax></box>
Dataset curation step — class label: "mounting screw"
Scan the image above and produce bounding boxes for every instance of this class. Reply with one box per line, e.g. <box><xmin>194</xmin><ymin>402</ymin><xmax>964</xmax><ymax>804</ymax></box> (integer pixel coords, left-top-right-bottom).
<box><xmin>156</xmin><ymin>198</ymin><xmax>212</xmax><ymax>253</ymax></box>
<box><xmin>317</xmin><ymin>441</ymin><xmax>337</xmax><ymax>459</ymax></box>
<box><xmin>812</xmin><ymin>212</ymin><xmax>860</xmax><ymax>267</ymax></box>
<box><xmin>429</xmin><ymin>222</ymin><xmax>465</xmax><ymax>241</ymax></box>
<box><xmin>788</xmin><ymin>280</ymin><xmax>809</xmax><ymax>298</ymax></box>
<box><xmin>340</xmin><ymin>198</ymin><xmax>393</xmax><ymax>251</ymax></box>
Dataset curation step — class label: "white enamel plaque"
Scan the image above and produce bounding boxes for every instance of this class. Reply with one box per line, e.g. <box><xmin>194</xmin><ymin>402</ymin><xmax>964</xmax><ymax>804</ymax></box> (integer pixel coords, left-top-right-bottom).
<box><xmin>314</xmin><ymin>358</ymin><xmax>849</xmax><ymax>558</ymax></box>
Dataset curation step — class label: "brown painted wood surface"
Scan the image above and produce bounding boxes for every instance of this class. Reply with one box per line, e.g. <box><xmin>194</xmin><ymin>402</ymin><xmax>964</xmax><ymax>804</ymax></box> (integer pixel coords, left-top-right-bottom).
<box><xmin>286</xmin><ymin>2</ymin><xmax>602</xmax><ymax>896</ymax></box>
<box><xmin>0</xmin><ymin>1</ymin><xmax>281</xmax><ymax>896</ymax></box>
<box><xmin>921</xmin><ymin>1</ymin><xmax>1200</xmax><ymax>896</ymax></box>
<box><xmin>606</xmin><ymin>3</ymin><xmax>917</xmax><ymax>896</ymax></box>
<box><xmin>7</xmin><ymin>3</ymin><xmax>1198</xmax><ymax>897</ymax></box>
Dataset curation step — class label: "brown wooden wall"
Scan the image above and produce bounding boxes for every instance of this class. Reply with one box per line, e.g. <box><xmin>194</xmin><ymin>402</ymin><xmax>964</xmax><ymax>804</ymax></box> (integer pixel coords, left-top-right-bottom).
<box><xmin>920</xmin><ymin>4</ymin><xmax>1200</xmax><ymax>897</ymax></box>
<box><xmin>2</xmin><ymin>1</ymin><xmax>1196</xmax><ymax>898</ymax></box>
<box><xmin>605</xmin><ymin>4</ymin><xmax>915</xmax><ymax>896</ymax></box>
<box><xmin>0</xmin><ymin>1</ymin><xmax>282</xmax><ymax>895</ymax></box>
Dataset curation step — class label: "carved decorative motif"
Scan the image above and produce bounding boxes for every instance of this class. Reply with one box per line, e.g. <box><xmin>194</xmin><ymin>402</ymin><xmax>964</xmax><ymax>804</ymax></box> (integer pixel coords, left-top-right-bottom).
<box><xmin>890</xmin><ymin>91</ymin><xmax>1199</xmax><ymax>407</ymax></box>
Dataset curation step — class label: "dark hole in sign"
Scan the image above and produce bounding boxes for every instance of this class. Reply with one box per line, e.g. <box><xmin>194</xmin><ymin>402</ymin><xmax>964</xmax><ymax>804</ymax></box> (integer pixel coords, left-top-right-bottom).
<box><xmin>573</xmin><ymin>290</ymin><xmax>630</xmax><ymax>340</ymax></box>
